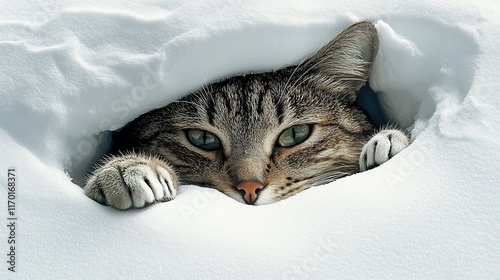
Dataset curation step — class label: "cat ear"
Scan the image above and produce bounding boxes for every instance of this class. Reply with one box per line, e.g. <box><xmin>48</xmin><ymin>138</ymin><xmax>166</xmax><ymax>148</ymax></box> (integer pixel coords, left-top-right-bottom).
<box><xmin>300</xmin><ymin>22</ymin><xmax>379</xmax><ymax>102</ymax></box>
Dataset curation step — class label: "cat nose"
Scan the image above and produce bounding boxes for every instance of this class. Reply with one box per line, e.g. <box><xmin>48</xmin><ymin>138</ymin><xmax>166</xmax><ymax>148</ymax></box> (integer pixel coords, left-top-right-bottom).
<box><xmin>235</xmin><ymin>181</ymin><xmax>264</xmax><ymax>205</ymax></box>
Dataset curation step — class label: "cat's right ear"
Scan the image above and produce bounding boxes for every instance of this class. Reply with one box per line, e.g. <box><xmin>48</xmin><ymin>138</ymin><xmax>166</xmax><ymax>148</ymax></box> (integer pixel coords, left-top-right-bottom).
<box><xmin>299</xmin><ymin>22</ymin><xmax>379</xmax><ymax>102</ymax></box>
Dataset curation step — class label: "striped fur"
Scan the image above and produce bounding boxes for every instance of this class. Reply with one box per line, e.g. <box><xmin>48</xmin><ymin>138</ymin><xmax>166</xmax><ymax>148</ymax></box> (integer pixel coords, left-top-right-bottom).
<box><xmin>85</xmin><ymin>22</ymin><xmax>408</xmax><ymax>209</ymax></box>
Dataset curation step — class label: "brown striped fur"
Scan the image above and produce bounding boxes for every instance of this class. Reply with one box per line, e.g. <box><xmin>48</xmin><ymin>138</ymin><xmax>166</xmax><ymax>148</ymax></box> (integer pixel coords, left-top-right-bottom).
<box><xmin>85</xmin><ymin>22</ymin><xmax>409</xmax><ymax>209</ymax></box>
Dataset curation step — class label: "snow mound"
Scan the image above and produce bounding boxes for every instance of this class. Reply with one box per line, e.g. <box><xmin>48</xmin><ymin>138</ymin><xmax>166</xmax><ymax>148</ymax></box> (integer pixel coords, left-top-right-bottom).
<box><xmin>1</xmin><ymin>1</ymin><xmax>499</xmax><ymax>279</ymax></box>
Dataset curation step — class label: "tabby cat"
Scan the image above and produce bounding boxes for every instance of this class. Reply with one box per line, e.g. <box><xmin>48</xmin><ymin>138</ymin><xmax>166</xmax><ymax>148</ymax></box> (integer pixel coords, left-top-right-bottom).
<box><xmin>85</xmin><ymin>22</ymin><xmax>409</xmax><ymax>209</ymax></box>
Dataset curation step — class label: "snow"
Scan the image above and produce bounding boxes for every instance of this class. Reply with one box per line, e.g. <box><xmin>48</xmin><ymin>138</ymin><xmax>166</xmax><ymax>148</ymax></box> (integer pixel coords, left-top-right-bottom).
<box><xmin>1</xmin><ymin>0</ymin><xmax>500</xmax><ymax>279</ymax></box>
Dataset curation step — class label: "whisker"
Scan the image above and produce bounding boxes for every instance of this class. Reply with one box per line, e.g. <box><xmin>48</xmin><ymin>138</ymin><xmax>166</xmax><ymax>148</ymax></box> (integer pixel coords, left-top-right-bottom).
<box><xmin>171</xmin><ymin>99</ymin><xmax>206</xmax><ymax>113</ymax></box>
<box><xmin>309</xmin><ymin>165</ymin><xmax>358</xmax><ymax>186</ymax></box>
<box><xmin>280</xmin><ymin>45</ymin><xmax>321</xmax><ymax>95</ymax></box>
<box><xmin>285</xmin><ymin>55</ymin><xmax>329</xmax><ymax>94</ymax></box>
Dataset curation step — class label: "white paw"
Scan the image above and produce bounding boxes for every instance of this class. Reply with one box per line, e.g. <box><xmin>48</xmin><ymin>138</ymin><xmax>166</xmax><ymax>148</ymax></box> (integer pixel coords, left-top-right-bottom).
<box><xmin>85</xmin><ymin>155</ymin><xmax>178</xmax><ymax>210</ymax></box>
<box><xmin>359</xmin><ymin>129</ymin><xmax>409</xmax><ymax>172</ymax></box>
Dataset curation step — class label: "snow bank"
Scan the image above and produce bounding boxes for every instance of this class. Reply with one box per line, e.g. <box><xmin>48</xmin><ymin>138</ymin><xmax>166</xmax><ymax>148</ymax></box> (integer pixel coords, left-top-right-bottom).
<box><xmin>1</xmin><ymin>0</ymin><xmax>499</xmax><ymax>279</ymax></box>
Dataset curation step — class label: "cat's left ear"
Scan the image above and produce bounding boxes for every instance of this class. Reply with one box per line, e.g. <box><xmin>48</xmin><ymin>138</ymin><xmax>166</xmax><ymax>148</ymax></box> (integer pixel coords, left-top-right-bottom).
<box><xmin>300</xmin><ymin>22</ymin><xmax>379</xmax><ymax>102</ymax></box>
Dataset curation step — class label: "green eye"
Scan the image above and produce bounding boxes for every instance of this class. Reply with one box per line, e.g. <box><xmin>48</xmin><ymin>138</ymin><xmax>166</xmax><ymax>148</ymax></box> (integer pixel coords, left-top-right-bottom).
<box><xmin>187</xmin><ymin>129</ymin><xmax>221</xmax><ymax>150</ymax></box>
<box><xmin>277</xmin><ymin>125</ymin><xmax>311</xmax><ymax>147</ymax></box>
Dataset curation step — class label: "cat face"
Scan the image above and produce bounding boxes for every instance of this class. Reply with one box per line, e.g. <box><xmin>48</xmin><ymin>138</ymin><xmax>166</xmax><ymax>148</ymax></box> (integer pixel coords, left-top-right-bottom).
<box><xmin>114</xmin><ymin>22</ymin><xmax>379</xmax><ymax>205</ymax></box>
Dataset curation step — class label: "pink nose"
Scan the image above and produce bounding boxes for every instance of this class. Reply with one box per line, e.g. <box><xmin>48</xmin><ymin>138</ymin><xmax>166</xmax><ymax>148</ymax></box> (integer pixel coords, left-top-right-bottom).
<box><xmin>236</xmin><ymin>181</ymin><xmax>264</xmax><ymax>205</ymax></box>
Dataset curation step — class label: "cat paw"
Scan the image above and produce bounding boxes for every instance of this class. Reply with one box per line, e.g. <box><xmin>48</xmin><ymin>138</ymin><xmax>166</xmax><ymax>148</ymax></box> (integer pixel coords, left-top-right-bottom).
<box><xmin>359</xmin><ymin>129</ymin><xmax>409</xmax><ymax>172</ymax></box>
<box><xmin>84</xmin><ymin>154</ymin><xmax>179</xmax><ymax>210</ymax></box>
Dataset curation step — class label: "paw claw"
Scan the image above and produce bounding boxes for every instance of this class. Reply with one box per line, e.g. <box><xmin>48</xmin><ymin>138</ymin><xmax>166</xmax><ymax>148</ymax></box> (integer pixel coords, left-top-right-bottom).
<box><xmin>156</xmin><ymin>166</ymin><xmax>177</xmax><ymax>200</ymax></box>
<box><xmin>85</xmin><ymin>154</ymin><xmax>179</xmax><ymax>210</ymax></box>
<box><xmin>359</xmin><ymin>129</ymin><xmax>409</xmax><ymax>171</ymax></box>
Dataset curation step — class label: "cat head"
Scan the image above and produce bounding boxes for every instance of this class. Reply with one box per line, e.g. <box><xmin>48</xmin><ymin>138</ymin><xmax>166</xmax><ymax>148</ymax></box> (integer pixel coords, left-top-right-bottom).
<box><xmin>116</xmin><ymin>22</ymin><xmax>379</xmax><ymax>205</ymax></box>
